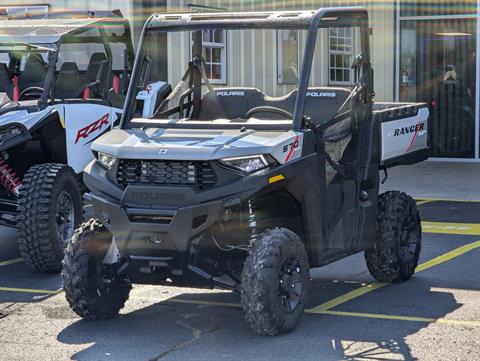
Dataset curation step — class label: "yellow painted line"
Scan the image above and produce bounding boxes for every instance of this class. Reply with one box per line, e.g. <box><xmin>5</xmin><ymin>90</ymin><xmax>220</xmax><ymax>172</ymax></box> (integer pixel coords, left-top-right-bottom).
<box><xmin>314</xmin><ymin>310</ymin><xmax>436</xmax><ymax>321</ymax></box>
<box><xmin>307</xmin><ymin>240</ymin><xmax>480</xmax><ymax>313</ymax></box>
<box><xmin>315</xmin><ymin>310</ymin><xmax>480</xmax><ymax>327</ymax></box>
<box><xmin>416</xmin><ymin>200</ymin><xmax>435</xmax><ymax>206</ymax></box>
<box><xmin>416</xmin><ymin>198</ymin><xmax>480</xmax><ymax>204</ymax></box>
<box><xmin>0</xmin><ymin>287</ymin><xmax>62</xmax><ymax>295</ymax></box>
<box><xmin>422</xmin><ymin>221</ymin><xmax>480</xmax><ymax>236</ymax></box>
<box><xmin>306</xmin><ymin>282</ymin><xmax>387</xmax><ymax>313</ymax></box>
<box><xmin>164</xmin><ymin>298</ymin><xmax>480</xmax><ymax>328</ymax></box>
<box><xmin>416</xmin><ymin>240</ymin><xmax>480</xmax><ymax>272</ymax></box>
<box><xmin>0</xmin><ymin>258</ymin><xmax>23</xmax><ymax>268</ymax></box>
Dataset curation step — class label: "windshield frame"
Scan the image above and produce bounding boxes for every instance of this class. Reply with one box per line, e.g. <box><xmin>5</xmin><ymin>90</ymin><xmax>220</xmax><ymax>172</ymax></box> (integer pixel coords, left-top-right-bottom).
<box><xmin>121</xmin><ymin>7</ymin><xmax>371</xmax><ymax>131</ymax></box>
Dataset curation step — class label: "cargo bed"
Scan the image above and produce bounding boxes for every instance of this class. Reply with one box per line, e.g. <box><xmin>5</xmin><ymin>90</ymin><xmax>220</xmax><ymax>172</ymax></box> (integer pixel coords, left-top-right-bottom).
<box><xmin>374</xmin><ymin>102</ymin><xmax>430</xmax><ymax>168</ymax></box>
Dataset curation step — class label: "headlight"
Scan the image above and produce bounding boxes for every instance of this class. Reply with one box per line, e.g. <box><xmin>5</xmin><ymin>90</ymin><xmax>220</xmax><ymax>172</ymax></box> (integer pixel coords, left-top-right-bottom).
<box><xmin>97</xmin><ymin>152</ymin><xmax>117</xmax><ymax>169</ymax></box>
<box><xmin>0</xmin><ymin>125</ymin><xmax>24</xmax><ymax>145</ymax></box>
<box><xmin>220</xmin><ymin>155</ymin><xmax>275</xmax><ymax>174</ymax></box>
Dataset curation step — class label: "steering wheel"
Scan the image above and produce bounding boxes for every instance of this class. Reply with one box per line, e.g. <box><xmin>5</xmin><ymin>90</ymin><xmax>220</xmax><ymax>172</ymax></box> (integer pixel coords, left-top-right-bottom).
<box><xmin>245</xmin><ymin>106</ymin><xmax>293</xmax><ymax>119</ymax></box>
<box><xmin>19</xmin><ymin>86</ymin><xmax>45</xmax><ymax>100</ymax></box>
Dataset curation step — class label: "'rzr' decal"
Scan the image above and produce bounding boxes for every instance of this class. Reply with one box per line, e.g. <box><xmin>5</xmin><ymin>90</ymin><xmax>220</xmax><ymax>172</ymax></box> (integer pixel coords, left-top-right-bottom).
<box><xmin>75</xmin><ymin>113</ymin><xmax>109</xmax><ymax>144</ymax></box>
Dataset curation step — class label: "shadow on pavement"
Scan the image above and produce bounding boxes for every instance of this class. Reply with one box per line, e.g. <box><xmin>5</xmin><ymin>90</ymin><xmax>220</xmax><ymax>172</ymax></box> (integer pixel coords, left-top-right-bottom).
<box><xmin>0</xmin><ymin>262</ymin><xmax>62</xmax><ymax>303</ymax></box>
<box><xmin>56</xmin><ymin>279</ymin><xmax>461</xmax><ymax>361</ymax></box>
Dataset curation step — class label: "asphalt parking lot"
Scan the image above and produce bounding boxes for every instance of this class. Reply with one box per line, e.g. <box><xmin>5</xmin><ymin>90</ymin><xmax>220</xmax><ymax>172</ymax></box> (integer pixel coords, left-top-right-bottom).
<box><xmin>1</xmin><ymin>199</ymin><xmax>480</xmax><ymax>361</ymax></box>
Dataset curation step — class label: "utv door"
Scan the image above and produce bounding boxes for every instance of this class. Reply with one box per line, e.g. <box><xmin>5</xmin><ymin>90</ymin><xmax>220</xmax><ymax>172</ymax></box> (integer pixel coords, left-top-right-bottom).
<box><xmin>320</xmin><ymin>93</ymin><xmax>368</xmax><ymax>255</ymax></box>
<box><xmin>305</xmin><ymin>19</ymin><xmax>377</xmax><ymax>261</ymax></box>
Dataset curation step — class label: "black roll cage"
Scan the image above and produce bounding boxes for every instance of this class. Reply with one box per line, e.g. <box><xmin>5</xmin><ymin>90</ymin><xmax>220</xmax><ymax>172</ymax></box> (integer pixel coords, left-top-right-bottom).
<box><xmin>121</xmin><ymin>6</ymin><xmax>373</xmax><ymax>131</ymax></box>
<box><xmin>1</xmin><ymin>19</ymin><xmax>134</xmax><ymax>110</ymax></box>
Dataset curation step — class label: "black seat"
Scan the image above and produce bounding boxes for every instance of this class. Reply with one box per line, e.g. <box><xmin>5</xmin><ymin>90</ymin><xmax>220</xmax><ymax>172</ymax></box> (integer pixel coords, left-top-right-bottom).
<box><xmin>303</xmin><ymin>87</ymin><xmax>351</xmax><ymax>125</ymax></box>
<box><xmin>83</xmin><ymin>52</ymin><xmax>108</xmax><ymax>97</ymax></box>
<box><xmin>199</xmin><ymin>87</ymin><xmax>351</xmax><ymax>124</ymax></box>
<box><xmin>18</xmin><ymin>54</ymin><xmax>46</xmax><ymax>92</ymax></box>
<box><xmin>55</xmin><ymin>62</ymin><xmax>85</xmax><ymax>99</ymax></box>
<box><xmin>0</xmin><ymin>63</ymin><xmax>13</xmax><ymax>98</ymax></box>
<box><xmin>199</xmin><ymin>88</ymin><xmax>268</xmax><ymax>120</ymax></box>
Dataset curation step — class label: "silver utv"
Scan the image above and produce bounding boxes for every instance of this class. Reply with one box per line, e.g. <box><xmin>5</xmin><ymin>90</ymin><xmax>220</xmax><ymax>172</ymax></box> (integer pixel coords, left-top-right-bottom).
<box><xmin>63</xmin><ymin>7</ymin><xmax>429</xmax><ymax>335</ymax></box>
<box><xmin>0</xmin><ymin>11</ymin><xmax>134</xmax><ymax>272</ymax></box>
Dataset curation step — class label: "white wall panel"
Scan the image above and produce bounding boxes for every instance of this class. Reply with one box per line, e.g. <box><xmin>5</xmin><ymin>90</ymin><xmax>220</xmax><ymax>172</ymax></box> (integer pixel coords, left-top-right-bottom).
<box><xmin>164</xmin><ymin>0</ymin><xmax>395</xmax><ymax>101</ymax></box>
<box><xmin>13</xmin><ymin>0</ymin><xmax>395</xmax><ymax>101</ymax></box>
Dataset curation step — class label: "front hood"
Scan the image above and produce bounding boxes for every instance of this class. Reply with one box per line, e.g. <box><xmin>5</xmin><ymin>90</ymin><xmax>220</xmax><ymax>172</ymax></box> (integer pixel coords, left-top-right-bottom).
<box><xmin>0</xmin><ymin>109</ymin><xmax>29</xmax><ymax>127</ymax></box>
<box><xmin>92</xmin><ymin>126</ymin><xmax>302</xmax><ymax>163</ymax></box>
<box><xmin>0</xmin><ymin>105</ymin><xmax>50</xmax><ymax>129</ymax></box>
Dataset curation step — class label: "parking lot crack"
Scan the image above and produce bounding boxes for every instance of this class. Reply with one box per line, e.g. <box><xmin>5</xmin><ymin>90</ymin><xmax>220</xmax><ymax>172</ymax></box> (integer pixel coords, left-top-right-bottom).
<box><xmin>149</xmin><ymin>314</ymin><xmax>221</xmax><ymax>360</ymax></box>
<box><xmin>0</xmin><ymin>302</ymin><xmax>21</xmax><ymax>318</ymax></box>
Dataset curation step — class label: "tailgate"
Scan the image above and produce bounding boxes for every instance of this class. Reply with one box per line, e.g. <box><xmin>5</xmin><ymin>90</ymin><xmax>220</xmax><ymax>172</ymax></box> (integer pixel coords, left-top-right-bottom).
<box><xmin>374</xmin><ymin>102</ymin><xmax>430</xmax><ymax>168</ymax></box>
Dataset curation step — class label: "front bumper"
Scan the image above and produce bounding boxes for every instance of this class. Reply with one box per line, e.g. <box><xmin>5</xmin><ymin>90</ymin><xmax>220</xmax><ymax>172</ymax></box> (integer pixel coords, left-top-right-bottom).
<box><xmin>89</xmin><ymin>191</ymin><xmax>224</xmax><ymax>256</ymax></box>
<box><xmin>83</xmin><ymin>160</ymin><xmax>268</xmax><ymax>280</ymax></box>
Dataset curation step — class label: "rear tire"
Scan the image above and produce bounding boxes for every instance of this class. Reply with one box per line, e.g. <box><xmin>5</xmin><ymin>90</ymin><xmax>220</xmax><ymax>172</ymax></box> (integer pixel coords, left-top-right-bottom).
<box><xmin>365</xmin><ymin>191</ymin><xmax>421</xmax><ymax>283</ymax></box>
<box><xmin>63</xmin><ymin>219</ymin><xmax>131</xmax><ymax>320</ymax></box>
<box><xmin>241</xmin><ymin>228</ymin><xmax>310</xmax><ymax>336</ymax></box>
<box><xmin>17</xmin><ymin>163</ymin><xmax>83</xmax><ymax>272</ymax></box>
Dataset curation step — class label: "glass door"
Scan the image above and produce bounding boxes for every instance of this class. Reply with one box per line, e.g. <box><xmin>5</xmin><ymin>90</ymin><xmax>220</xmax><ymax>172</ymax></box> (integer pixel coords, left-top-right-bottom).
<box><xmin>400</xmin><ymin>19</ymin><xmax>477</xmax><ymax>158</ymax></box>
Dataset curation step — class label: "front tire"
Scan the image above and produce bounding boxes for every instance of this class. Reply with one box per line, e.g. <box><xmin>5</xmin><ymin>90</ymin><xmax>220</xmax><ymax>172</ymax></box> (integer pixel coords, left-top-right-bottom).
<box><xmin>365</xmin><ymin>191</ymin><xmax>422</xmax><ymax>283</ymax></box>
<box><xmin>63</xmin><ymin>219</ymin><xmax>131</xmax><ymax>320</ymax></box>
<box><xmin>241</xmin><ymin>228</ymin><xmax>310</xmax><ymax>336</ymax></box>
<box><xmin>17</xmin><ymin>163</ymin><xmax>83</xmax><ymax>272</ymax></box>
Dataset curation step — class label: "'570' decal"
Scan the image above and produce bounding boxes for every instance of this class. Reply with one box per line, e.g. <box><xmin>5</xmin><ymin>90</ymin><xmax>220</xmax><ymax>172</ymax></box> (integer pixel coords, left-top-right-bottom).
<box><xmin>283</xmin><ymin>136</ymin><xmax>300</xmax><ymax>163</ymax></box>
<box><xmin>75</xmin><ymin>113</ymin><xmax>110</xmax><ymax>144</ymax></box>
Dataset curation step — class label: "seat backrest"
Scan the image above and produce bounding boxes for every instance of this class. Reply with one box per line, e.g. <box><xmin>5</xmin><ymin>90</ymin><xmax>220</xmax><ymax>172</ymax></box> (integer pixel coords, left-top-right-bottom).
<box><xmin>199</xmin><ymin>88</ymin><xmax>267</xmax><ymax>120</ymax></box>
<box><xmin>18</xmin><ymin>54</ymin><xmax>46</xmax><ymax>91</ymax></box>
<box><xmin>198</xmin><ymin>87</ymin><xmax>351</xmax><ymax>124</ymax></box>
<box><xmin>55</xmin><ymin>62</ymin><xmax>84</xmax><ymax>99</ymax></box>
<box><xmin>0</xmin><ymin>63</ymin><xmax>13</xmax><ymax>98</ymax></box>
<box><xmin>84</xmin><ymin>52</ymin><xmax>108</xmax><ymax>97</ymax></box>
<box><xmin>303</xmin><ymin>87</ymin><xmax>352</xmax><ymax>125</ymax></box>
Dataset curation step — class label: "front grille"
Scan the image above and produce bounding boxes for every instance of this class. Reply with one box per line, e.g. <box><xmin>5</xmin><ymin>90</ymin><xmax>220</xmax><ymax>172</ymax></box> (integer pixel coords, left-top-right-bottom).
<box><xmin>116</xmin><ymin>160</ymin><xmax>216</xmax><ymax>191</ymax></box>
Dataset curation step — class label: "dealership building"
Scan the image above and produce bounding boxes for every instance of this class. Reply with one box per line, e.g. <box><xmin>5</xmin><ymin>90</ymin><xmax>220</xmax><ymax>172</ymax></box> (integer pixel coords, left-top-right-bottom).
<box><xmin>2</xmin><ymin>0</ymin><xmax>479</xmax><ymax>162</ymax></box>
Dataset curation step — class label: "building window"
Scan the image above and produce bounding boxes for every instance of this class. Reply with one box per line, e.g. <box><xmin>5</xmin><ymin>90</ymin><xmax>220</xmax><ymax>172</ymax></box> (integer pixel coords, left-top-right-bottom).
<box><xmin>189</xmin><ymin>4</ymin><xmax>226</xmax><ymax>84</ymax></box>
<box><xmin>277</xmin><ymin>30</ymin><xmax>299</xmax><ymax>84</ymax></box>
<box><xmin>190</xmin><ymin>30</ymin><xmax>227</xmax><ymax>84</ymax></box>
<box><xmin>329</xmin><ymin>27</ymin><xmax>354</xmax><ymax>85</ymax></box>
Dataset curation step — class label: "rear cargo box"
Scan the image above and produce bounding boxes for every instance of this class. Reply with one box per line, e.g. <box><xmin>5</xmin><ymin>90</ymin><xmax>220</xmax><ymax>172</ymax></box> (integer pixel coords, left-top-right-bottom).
<box><xmin>374</xmin><ymin>103</ymin><xmax>430</xmax><ymax>168</ymax></box>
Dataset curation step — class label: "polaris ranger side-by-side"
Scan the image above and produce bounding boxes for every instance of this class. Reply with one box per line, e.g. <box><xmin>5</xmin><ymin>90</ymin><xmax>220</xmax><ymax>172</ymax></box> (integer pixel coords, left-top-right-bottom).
<box><xmin>63</xmin><ymin>7</ymin><xmax>429</xmax><ymax>335</ymax></box>
<box><xmin>0</xmin><ymin>11</ymin><xmax>134</xmax><ymax>272</ymax></box>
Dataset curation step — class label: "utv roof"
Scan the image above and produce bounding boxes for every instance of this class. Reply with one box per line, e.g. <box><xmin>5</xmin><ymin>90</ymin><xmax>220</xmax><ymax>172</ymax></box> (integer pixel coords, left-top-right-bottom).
<box><xmin>146</xmin><ymin>6</ymin><xmax>368</xmax><ymax>31</ymax></box>
<box><xmin>0</xmin><ymin>16</ymin><xmax>128</xmax><ymax>45</ymax></box>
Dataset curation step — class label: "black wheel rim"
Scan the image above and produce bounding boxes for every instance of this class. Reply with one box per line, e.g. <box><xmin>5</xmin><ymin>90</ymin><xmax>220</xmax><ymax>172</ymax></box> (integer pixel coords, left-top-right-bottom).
<box><xmin>278</xmin><ymin>256</ymin><xmax>303</xmax><ymax>313</ymax></box>
<box><xmin>93</xmin><ymin>256</ymin><xmax>129</xmax><ymax>297</ymax></box>
<box><xmin>56</xmin><ymin>190</ymin><xmax>75</xmax><ymax>246</ymax></box>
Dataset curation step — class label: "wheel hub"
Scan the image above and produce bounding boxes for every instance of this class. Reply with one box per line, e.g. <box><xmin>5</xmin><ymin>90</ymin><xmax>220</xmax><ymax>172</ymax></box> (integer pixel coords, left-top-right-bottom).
<box><xmin>56</xmin><ymin>190</ymin><xmax>75</xmax><ymax>245</ymax></box>
<box><xmin>278</xmin><ymin>257</ymin><xmax>303</xmax><ymax>313</ymax></box>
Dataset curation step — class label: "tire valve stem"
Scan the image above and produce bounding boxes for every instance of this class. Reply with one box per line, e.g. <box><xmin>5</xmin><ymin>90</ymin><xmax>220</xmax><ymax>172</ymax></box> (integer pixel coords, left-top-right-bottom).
<box><xmin>0</xmin><ymin>156</ymin><xmax>22</xmax><ymax>196</ymax></box>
